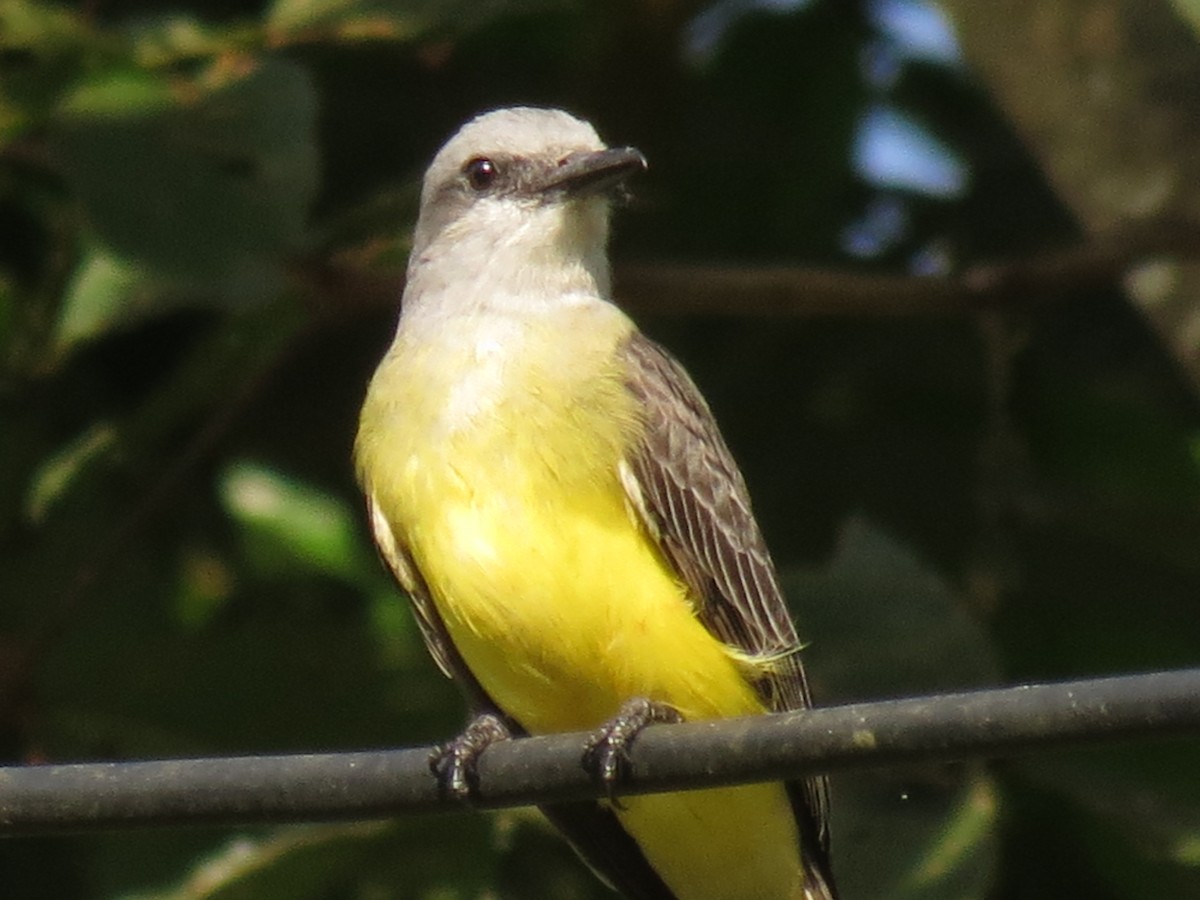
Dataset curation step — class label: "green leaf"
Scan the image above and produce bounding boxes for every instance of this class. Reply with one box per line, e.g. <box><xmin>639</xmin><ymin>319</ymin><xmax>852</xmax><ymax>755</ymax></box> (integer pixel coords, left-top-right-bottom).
<box><xmin>1168</xmin><ymin>0</ymin><xmax>1200</xmax><ymax>38</ymax></box>
<box><xmin>265</xmin><ymin>0</ymin><xmax>427</xmax><ymax>42</ymax></box>
<box><xmin>784</xmin><ymin>518</ymin><xmax>1002</xmax><ymax>899</ymax></box>
<box><xmin>53</xmin><ymin>55</ymin><xmax>318</xmax><ymax>296</ymax></box>
<box><xmin>1011</xmin><ymin>742</ymin><xmax>1200</xmax><ymax>898</ymax></box>
<box><xmin>117</xmin><ymin>822</ymin><xmax>396</xmax><ymax>900</ymax></box>
<box><xmin>54</xmin><ymin>244</ymin><xmax>156</xmax><ymax>350</ymax></box>
<box><xmin>25</xmin><ymin>421</ymin><xmax>117</xmax><ymax>523</ymax></box>
<box><xmin>124</xmin><ymin>13</ymin><xmax>232</xmax><ymax>69</ymax></box>
<box><xmin>114</xmin><ymin>817</ymin><xmax>509</xmax><ymax>900</ymax></box>
<box><xmin>0</xmin><ymin>0</ymin><xmax>92</xmax><ymax>139</ymax></box>
<box><xmin>785</xmin><ymin>516</ymin><xmax>1002</xmax><ymax>701</ymax></box>
<box><xmin>218</xmin><ymin>459</ymin><xmax>376</xmax><ymax>588</ymax></box>
<box><xmin>56</xmin><ymin>68</ymin><xmax>174</xmax><ymax>118</ymax></box>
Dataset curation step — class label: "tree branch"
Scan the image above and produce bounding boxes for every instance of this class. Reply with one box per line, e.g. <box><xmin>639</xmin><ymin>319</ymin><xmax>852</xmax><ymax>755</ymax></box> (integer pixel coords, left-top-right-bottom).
<box><xmin>292</xmin><ymin>219</ymin><xmax>1200</xmax><ymax>318</ymax></box>
<box><xmin>2</xmin><ymin>668</ymin><xmax>1198</xmax><ymax>836</ymax></box>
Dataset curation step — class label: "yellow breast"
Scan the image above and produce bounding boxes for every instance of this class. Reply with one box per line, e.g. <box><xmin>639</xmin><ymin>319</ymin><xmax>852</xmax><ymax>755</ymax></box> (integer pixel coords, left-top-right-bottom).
<box><xmin>356</xmin><ymin>301</ymin><xmax>806</xmax><ymax>899</ymax></box>
<box><xmin>359</xmin><ymin>303</ymin><xmax>762</xmax><ymax>731</ymax></box>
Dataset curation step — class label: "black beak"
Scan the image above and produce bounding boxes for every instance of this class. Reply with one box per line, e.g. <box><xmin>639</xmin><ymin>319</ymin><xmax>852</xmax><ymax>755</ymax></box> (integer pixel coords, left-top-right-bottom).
<box><xmin>541</xmin><ymin>147</ymin><xmax>648</xmax><ymax>197</ymax></box>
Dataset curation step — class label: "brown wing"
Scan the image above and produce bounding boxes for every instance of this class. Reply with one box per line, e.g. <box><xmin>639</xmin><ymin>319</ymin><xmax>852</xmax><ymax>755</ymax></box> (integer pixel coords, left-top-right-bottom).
<box><xmin>366</xmin><ymin>494</ymin><xmax>458</xmax><ymax>681</ymax></box>
<box><xmin>619</xmin><ymin>330</ymin><xmax>833</xmax><ymax>869</ymax></box>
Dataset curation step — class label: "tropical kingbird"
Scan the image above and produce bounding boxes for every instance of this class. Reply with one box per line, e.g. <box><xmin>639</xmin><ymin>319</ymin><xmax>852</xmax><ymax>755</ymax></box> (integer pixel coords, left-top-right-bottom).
<box><xmin>355</xmin><ymin>107</ymin><xmax>835</xmax><ymax>900</ymax></box>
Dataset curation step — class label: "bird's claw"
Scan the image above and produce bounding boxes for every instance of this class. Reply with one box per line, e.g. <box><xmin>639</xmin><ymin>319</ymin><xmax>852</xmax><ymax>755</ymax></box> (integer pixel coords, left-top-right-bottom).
<box><xmin>582</xmin><ymin>698</ymin><xmax>682</xmax><ymax>808</ymax></box>
<box><xmin>429</xmin><ymin>712</ymin><xmax>511</xmax><ymax>801</ymax></box>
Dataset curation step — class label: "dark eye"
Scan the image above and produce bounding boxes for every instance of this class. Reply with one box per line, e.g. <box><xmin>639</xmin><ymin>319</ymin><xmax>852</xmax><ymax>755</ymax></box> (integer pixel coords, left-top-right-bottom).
<box><xmin>464</xmin><ymin>157</ymin><xmax>498</xmax><ymax>191</ymax></box>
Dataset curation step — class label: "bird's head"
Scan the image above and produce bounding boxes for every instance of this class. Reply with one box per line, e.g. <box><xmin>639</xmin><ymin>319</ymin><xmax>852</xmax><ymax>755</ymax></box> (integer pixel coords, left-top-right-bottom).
<box><xmin>408</xmin><ymin>107</ymin><xmax>646</xmax><ymax>299</ymax></box>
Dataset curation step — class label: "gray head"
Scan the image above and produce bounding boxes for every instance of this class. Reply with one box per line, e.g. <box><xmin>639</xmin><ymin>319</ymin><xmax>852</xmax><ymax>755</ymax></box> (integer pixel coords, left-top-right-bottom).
<box><xmin>407</xmin><ymin>108</ymin><xmax>646</xmax><ymax>300</ymax></box>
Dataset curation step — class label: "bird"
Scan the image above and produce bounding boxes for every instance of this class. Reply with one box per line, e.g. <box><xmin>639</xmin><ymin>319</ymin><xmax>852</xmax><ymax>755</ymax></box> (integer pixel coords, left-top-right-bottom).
<box><xmin>355</xmin><ymin>106</ymin><xmax>835</xmax><ymax>900</ymax></box>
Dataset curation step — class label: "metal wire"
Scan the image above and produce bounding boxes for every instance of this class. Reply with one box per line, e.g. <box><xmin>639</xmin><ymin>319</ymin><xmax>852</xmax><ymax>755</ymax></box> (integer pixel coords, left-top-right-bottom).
<box><xmin>2</xmin><ymin>668</ymin><xmax>1198</xmax><ymax>836</ymax></box>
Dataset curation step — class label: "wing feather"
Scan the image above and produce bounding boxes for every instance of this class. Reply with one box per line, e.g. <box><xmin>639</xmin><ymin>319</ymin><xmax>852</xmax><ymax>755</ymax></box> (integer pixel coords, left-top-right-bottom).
<box><xmin>618</xmin><ymin>331</ymin><xmax>832</xmax><ymax>860</ymax></box>
<box><xmin>367</xmin><ymin>494</ymin><xmax>457</xmax><ymax>680</ymax></box>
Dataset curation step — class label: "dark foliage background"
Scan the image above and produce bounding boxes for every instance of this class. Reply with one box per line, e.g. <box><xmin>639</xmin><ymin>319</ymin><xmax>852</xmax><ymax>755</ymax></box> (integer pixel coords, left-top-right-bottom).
<box><xmin>2</xmin><ymin>0</ymin><xmax>1199</xmax><ymax>897</ymax></box>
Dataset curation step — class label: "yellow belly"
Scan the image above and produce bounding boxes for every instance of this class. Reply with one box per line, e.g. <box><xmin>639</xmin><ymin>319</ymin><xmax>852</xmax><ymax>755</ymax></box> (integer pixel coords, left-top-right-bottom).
<box><xmin>406</xmin><ymin>463</ymin><xmax>805</xmax><ymax>900</ymax></box>
<box><xmin>415</xmin><ymin>475</ymin><xmax>760</xmax><ymax>730</ymax></box>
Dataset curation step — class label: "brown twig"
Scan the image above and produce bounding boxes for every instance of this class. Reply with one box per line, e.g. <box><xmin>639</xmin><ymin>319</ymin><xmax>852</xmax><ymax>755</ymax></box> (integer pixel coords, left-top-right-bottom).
<box><xmin>290</xmin><ymin>218</ymin><xmax>1200</xmax><ymax>319</ymax></box>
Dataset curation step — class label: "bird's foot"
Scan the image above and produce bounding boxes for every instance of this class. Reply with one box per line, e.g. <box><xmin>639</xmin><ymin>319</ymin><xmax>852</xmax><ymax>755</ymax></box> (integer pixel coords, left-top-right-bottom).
<box><xmin>429</xmin><ymin>712</ymin><xmax>512</xmax><ymax>801</ymax></box>
<box><xmin>582</xmin><ymin>698</ymin><xmax>682</xmax><ymax>807</ymax></box>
